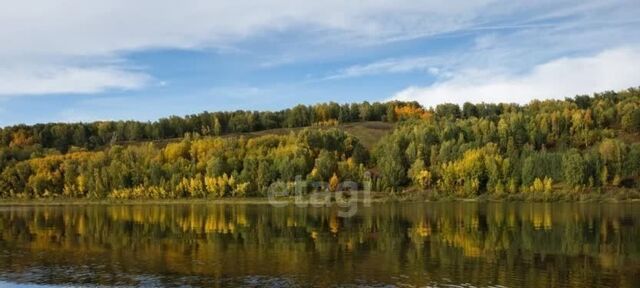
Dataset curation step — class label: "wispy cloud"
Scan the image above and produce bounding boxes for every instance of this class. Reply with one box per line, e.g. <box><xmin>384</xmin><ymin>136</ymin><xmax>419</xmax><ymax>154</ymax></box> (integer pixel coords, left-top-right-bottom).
<box><xmin>320</xmin><ymin>4</ymin><xmax>638</xmax><ymax>88</ymax></box>
<box><xmin>3</xmin><ymin>0</ymin><xmax>628</xmax><ymax>96</ymax></box>
<box><xmin>0</xmin><ymin>66</ymin><xmax>149</xmax><ymax>96</ymax></box>
<box><xmin>392</xmin><ymin>47</ymin><xmax>640</xmax><ymax>106</ymax></box>
<box><xmin>325</xmin><ymin>57</ymin><xmax>446</xmax><ymax>80</ymax></box>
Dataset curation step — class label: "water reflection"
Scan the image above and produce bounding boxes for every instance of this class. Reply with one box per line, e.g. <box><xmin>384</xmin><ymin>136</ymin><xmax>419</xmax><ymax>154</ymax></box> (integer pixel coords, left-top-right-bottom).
<box><xmin>0</xmin><ymin>203</ymin><xmax>638</xmax><ymax>287</ymax></box>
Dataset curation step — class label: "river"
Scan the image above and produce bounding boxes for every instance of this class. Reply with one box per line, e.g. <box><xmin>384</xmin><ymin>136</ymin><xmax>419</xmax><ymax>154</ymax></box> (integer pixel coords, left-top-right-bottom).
<box><xmin>0</xmin><ymin>202</ymin><xmax>638</xmax><ymax>287</ymax></box>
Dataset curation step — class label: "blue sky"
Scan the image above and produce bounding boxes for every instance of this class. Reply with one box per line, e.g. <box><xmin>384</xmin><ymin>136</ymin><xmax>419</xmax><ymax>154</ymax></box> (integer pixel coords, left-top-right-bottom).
<box><xmin>0</xmin><ymin>0</ymin><xmax>639</xmax><ymax>126</ymax></box>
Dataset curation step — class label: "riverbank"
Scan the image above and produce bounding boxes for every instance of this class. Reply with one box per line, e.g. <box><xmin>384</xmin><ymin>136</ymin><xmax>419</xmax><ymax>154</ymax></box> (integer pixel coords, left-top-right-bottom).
<box><xmin>0</xmin><ymin>191</ymin><xmax>385</xmax><ymax>206</ymax></box>
<box><xmin>1</xmin><ymin>191</ymin><xmax>639</xmax><ymax>206</ymax></box>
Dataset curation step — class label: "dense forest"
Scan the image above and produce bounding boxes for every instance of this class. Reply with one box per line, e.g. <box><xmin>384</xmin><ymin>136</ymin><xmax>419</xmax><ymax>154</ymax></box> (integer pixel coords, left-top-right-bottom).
<box><xmin>0</xmin><ymin>88</ymin><xmax>639</xmax><ymax>200</ymax></box>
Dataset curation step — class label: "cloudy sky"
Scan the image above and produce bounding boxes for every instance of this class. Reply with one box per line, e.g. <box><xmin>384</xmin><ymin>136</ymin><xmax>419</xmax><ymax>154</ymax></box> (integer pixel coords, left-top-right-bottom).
<box><xmin>1</xmin><ymin>0</ymin><xmax>639</xmax><ymax>126</ymax></box>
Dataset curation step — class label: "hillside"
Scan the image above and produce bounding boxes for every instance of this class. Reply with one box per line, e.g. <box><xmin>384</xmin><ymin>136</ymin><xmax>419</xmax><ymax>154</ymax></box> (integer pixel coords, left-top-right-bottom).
<box><xmin>224</xmin><ymin>121</ymin><xmax>393</xmax><ymax>149</ymax></box>
<box><xmin>117</xmin><ymin>121</ymin><xmax>394</xmax><ymax>150</ymax></box>
<box><xmin>0</xmin><ymin>88</ymin><xmax>639</xmax><ymax>201</ymax></box>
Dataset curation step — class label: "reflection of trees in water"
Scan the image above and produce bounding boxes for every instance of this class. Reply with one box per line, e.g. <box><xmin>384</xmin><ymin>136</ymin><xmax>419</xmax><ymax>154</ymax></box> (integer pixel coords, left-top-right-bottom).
<box><xmin>0</xmin><ymin>203</ymin><xmax>639</xmax><ymax>287</ymax></box>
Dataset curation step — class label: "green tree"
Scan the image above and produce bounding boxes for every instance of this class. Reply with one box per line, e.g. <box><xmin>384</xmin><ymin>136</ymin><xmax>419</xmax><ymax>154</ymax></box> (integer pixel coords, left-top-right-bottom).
<box><xmin>314</xmin><ymin>150</ymin><xmax>337</xmax><ymax>180</ymax></box>
<box><xmin>562</xmin><ymin>150</ymin><xmax>587</xmax><ymax>187</ymax></box>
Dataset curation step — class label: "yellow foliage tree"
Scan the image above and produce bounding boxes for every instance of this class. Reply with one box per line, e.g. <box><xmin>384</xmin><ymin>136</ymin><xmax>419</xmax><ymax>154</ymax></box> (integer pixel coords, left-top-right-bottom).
<box><xmin>329</xmin><ymin>173</ymin><xmax>340</xmax><ymax>192</ymax></box>
<box><xmin>394</xmin><ymin>105</ymin><xmax>432</xmax><ymax>121</ymax></box>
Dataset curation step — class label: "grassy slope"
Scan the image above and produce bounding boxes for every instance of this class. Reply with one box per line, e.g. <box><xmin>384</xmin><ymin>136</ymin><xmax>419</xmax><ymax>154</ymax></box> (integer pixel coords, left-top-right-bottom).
<box><xmin>121</xmin><ymin>121</ymin><xmax>394</xmax><ymax>150</ymax></box>
<box><xmin>222</xmin><ymin>121</ymin><xmax>393</xmax><ymax>149</ymax></box>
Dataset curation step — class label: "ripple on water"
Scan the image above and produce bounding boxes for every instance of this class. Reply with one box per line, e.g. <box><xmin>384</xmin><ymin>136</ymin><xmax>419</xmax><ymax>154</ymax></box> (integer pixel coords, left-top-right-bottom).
<box><xmin>222</xmin><ymin>275</ymin><xmax>300</xmax><ymax>288</ymax></box>
<box><xmin>0</xmin><ymin>281</ymin><xmax>54</xmax><ymax>288</ymax></box>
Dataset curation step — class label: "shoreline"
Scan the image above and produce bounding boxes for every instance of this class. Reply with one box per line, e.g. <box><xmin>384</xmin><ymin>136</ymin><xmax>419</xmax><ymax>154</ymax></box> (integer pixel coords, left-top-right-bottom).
<box><xmin>1</xmin><ymin>195</ymin><xmax>639</xmax><ymax>206</ymax></box>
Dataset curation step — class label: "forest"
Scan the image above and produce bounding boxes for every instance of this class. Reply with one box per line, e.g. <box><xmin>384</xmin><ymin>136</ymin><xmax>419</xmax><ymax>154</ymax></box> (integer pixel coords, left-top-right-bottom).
<box><xmin>0</xmin><ymin>88</ymin><xmax>639</xmax><ymax>200</ymax></box>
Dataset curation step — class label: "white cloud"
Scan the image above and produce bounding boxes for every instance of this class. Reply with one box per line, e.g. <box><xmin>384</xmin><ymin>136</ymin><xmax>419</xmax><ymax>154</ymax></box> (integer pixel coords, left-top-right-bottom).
<box><xmin>392</xmin><ymin>47</ymin><xmax>640</xmax><ymax>106</ymax></box>
<box><xmin>0</xmin><ymin>66</ymin><xmax>149</xmax><ymax>95</ymax></box>
<box><xmin>0</xmin><ymin>0</ymin><xmax>506</xmax><ymax>56</ymax></box>
<box><xmin>0</xmin><ymin>0</ymin><xmax>603</xmax><ymax>96</ymax></box>
<box><xmin>326</xmin><ymin>0</ymin><xmax>640</xmax><ymax>83</ymax></box>
<box><xmin>0</xmin><ymin>0</ymin><xmax>637</xmax><ymax>96</ymax></box>
<box><xmin>0</xmin><ymin>0</ymin><xmax>515</xmax><ymax>63</ymax></box>
<box><xmin>326</xmin><ymin>57</ymin><xmax>444</xmax><ymax>80</ymax></box>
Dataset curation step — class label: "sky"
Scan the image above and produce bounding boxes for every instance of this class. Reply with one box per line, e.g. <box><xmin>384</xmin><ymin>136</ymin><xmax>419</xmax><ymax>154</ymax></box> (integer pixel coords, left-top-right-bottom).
<box><xmin>0</xmin><ymin>0</ymin><xmax>639</xmax><ymax>126</ymax></box>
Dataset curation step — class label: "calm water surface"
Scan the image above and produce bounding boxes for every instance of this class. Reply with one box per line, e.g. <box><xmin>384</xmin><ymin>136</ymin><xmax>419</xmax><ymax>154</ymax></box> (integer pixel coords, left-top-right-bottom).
<box><xmin>0</xmin><ymin>202</ymin><xmax>639</xmax><ymax>287</ymax></box>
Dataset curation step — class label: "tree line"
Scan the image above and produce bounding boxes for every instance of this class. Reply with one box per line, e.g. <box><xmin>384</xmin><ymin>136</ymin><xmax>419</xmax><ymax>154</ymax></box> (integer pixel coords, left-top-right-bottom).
<box><xmin>0</xmin><ymin>101</ymin><xmax>407</xmax><ymax>153</ymax></box>
<box><xmin>0</xmin><ymin>88</ymin><xmax>639</xmax><ymax>199</ymax></box>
